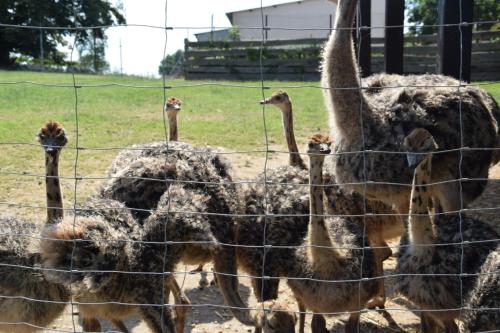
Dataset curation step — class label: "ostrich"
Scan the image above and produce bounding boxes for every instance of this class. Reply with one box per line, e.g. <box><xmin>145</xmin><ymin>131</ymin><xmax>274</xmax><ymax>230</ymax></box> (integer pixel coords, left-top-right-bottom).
<box><xmin>191</xmin><ymin>89</ymin><xmax>310</xmax><ymax>289</ymax></box>
<box><xmin>36</xmin><ymin>121</ymin><xmax>191</xmax><ymax>332</ymax></box>
<box><xmin>0</xmin><ymin>121</ymin><xmax>70</xmax><ymax>333</ymax></box>
<box><xmin>395</xmin><ymin>128</ymin><xmax>499</xmax><ymax>332</ymax></box>
<box><xmin>100</xmin><ymin>97</ymin><xmax>232</xmax><ymax>222</ymax></box>
<box><xmin>284</xmin><ymin>133</ymin><xmax>378</xmax><ymax>333</ymax></box>
<box><xmin>322</xmin><ymin>0</ymin><xmax>500</xmax><ymax>214</ymax></box>
<box><xmin>165</xmin><ymin>97</ymin><xmax>182</xmax><ymax>141</ymax></box>
<box><xmin>461</xmin><ymin>245</ymin><xmax>499</xmax><ymax>332</ymax></box>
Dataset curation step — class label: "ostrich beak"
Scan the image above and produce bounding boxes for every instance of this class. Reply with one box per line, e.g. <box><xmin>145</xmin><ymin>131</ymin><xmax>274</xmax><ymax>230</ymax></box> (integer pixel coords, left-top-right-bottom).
<box><xmin>260</xmin><ymin>98</ymin><xmax>271</xmax><ymax>105</ymax></box>
<box><xmin>406</xmin><ymin>153</ymin><xmax>424</xmax><ymax>169</ymax></box>
<box><xmin>320</xmin><ymin>143</ymin><xmax>331</xmax><ymax>155</ymax></box>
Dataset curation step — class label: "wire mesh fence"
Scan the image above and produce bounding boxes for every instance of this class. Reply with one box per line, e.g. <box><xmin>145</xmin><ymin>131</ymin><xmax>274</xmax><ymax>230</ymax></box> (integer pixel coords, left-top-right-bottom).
<box><xmin>0</xmin><ymin>0</ymin><xmax>500</xmax><ymax>332</ymax></box>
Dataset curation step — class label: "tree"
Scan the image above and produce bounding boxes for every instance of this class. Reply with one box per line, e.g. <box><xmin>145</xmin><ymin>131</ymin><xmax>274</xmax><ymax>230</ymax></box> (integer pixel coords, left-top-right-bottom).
<box><xmin>0</xmin><ymin>0</ymin><xmax>125</xmax><ymax>68</ymax></box>
<box><xmin>159</xmin><ymin>50</ymin><xmax>185</xmax><ymax>76</ymax></box>
<box><xmin>406</xmin><ymin>0</ymin><xmax>500</xmax><ymax>35</ymax></box>
<box><xmin>227</xmin><ymin>26</ymin><xmax>241</xmax><ymax>42</ymax></box>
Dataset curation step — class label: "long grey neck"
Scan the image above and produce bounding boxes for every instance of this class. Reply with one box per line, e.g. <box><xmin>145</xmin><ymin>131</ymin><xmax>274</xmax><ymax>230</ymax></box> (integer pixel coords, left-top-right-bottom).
<box><xmin>45</xmin><ymin>152</ymin><xmax>64</xmax><ymax>223</ymax></box>
<box><xmin>281</xmin><ymin>103</ymin><xmax>306</xmax><ymax>170</ymax></box>
<box><xmin>409</xmin><ymin>156</ymin><xmax>435</xmax><ymax>249</ymax></box>
<box><xmin>308</xmin><ymin>155</ymin><xmax>339</xmax><ymax>264</ymax></box>
<box><xmin>321</xmin><ymin>0</ymin><xmax>366</xmax><ymax>140</ymax></box>
<box><xmin>168</xmin><ymin>113</ymin><xmax>178</xmax><ymax>141</ymax></box>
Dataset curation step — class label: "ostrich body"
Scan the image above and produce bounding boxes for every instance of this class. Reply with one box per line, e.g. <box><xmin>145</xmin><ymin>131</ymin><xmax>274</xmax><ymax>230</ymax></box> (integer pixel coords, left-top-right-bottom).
<box><xmin>285</xmin><ymin>134</ymin><xmax>378</xmax><ymax>333</ymax></box>
<box><xmin>395</xmin><ymin>128</ymin><xmax>499</xmax><ymax>332</ymax></box>
<box><xmin>101</xmin><ymin>97</ymin><xmax>232</xmax><ymax>222</ymax></box>
<box><xmin>0</xmin><ymin>216</ymin><xmax>69</xmax><ymax>333</ymax></box>
<box><xmin>322</xmin><ymin>0</ymin><xmax>500</xmax><ymax>214</ymax></box>
<box><xmin>461</xmin><ymin>245</ymin><xmax>499</xmax><ymax>332</ymax></box>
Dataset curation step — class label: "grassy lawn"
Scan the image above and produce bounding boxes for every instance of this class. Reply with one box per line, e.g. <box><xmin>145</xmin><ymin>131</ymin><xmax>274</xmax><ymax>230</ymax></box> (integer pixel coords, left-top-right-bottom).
<box><xmin>0</xmin><ymin>70</ymin><xmax>499</xmax><ymax>218</ymax></box>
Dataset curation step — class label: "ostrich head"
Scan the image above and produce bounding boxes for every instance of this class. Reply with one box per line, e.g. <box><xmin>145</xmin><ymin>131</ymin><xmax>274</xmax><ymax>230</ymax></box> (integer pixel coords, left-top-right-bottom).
<box><xmin>164</xmin><ymin>96</ymin><xmax>182</xmax><ymax>115</ymax></box>
<box><xmin>260</xmin><ymin>90</ymin><xmax>291</xmax><ymax>111</ymax></box>
<box><xmin>37</xmin><ymin>121</ymin><xmax>68</xmax><ymax>158</ymax></box>
<box><xmin>403</xmin><ymin>128</ymin><xmax>438</xmax><ymax>169</ymax></box>
<box><xmin>307</xmin><ymin>133</ymin><xmax>332</xmax><ymax>156</ymax></box>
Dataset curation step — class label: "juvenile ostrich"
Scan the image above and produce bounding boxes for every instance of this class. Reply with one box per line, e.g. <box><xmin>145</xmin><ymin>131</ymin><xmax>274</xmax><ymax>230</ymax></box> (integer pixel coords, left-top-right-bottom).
<box><xmin>191</xmin><ymin>90</ymin><xmax>310</xmax><ymax>289</ymax></box>
<box><xmin>461</xmin><ymin>245</ymin><xmax>499</xmax><ymax>332</ymax></box>
<box><xmin>237</xmin><ymin>90</ymin><xmax>310</xmax><ymax>303</ymax></box>
<box><xmin>0</xmin><ymin>121</ymin><xmax>70</xmax><ymax>333</ymax></box>
<box><xmin>165</xmin><ymin>97</ymin><xmax>182</xmax><ymax>141</ymax></box>
<box><xmin>285</xmin><ymin>133</ymin><xmax>378</xmax><ymax>333</ymax></box>
<box><xmin>36</xmin><ymin>121</ymin><xmax>191</xmax><ymax>332</ymax></box>
<box><xmin>395</xmin><ymin>128</ymin><xmax>499</xmax><ymax>332</ymax></box>
<box><xmin>101</xmin><ymin>97</ymin><xmax>232</xmax><ymax>222</ymax></box>
<box><xmin>322</xmin><ymin>0</ymin><xmax>500</xmax><ymax>214</ymax></box>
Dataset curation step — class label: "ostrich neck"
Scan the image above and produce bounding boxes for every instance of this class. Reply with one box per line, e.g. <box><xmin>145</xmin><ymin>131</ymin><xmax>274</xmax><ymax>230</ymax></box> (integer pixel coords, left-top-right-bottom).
<box><xmin>281</xmin><ymin>104</ymin><xmax>306</xmax><ymax>169</ymax></box>
<box><xmin>321</xmin><ymin>0</ymin><xmax>367</xmax><ymax>141</ymax></box>
<box><xmin>45</xmin><ymin>152</ymin><xmax>63</xmax><ymax>223</ymax></box>
<box><xmin>409</xmin><ymin>156</ymin><xmax>435</xmax><ymax>249</ymax></box>
<box><xmin>308</xmin><ymin>156</ymin><xmax>339</xmax><ymax>266</ymax></box>
<box><xmin>168</xmin><ymin>113</ymin><xmax>178</xmax><ymax>141</ymax></box>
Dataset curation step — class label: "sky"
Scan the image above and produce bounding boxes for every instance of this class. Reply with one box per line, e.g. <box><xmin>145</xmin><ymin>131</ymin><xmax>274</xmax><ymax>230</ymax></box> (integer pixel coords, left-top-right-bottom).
<box><xmin>105</xmin><ymin>0</ymin><xmax>291</xmax><ymax>77</ymax></box>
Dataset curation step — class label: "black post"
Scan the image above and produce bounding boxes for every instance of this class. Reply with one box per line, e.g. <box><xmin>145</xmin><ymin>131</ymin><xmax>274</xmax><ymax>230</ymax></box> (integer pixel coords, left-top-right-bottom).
<box><xmin>385</xmin><ymin>0</ymin><xmax>405</xmax><ymax>74</ymax></box>
<box><xmin>437</xmin><ymin>0</ymin><xmax>474</xmax><ymax>82</ymax></box>
<box><xmin>358</xmin><ymin>0</ymin><xmax>371</xmax><ymax>77</ymax></box>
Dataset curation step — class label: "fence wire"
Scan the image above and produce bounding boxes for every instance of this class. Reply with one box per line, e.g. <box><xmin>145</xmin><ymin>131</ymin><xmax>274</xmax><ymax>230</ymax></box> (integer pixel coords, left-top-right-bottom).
<box><xmin>0</xmin><ymin>1</ymin><xmax>499</xmax><ymax>332</ymax></box>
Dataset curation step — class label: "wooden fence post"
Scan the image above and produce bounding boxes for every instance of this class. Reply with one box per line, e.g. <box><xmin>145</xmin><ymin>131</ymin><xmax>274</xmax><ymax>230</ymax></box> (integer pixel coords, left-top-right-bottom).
<box><xmin>437</xmin><ymin>0</ymin><xmax>474</xmax><ymax>82</ymax></box>
<box><xmin>385</xmin><ymin>0</ymin><xmax>405</xmax><ymax>74</ymax></box>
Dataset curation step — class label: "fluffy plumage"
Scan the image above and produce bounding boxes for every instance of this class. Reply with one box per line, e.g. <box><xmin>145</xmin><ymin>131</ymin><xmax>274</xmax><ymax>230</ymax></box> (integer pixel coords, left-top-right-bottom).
<box><xmin>0</xmin><ymin>216</ymin><xmax>69</xmax><ymax>333</ymax></box>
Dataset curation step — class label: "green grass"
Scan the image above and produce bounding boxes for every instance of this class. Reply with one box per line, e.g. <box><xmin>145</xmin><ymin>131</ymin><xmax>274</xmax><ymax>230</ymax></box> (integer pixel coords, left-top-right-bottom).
<box><xmin>0</xmin><ymin>70</ymin><xmax>499</xmax><ymax>218</ymax></box>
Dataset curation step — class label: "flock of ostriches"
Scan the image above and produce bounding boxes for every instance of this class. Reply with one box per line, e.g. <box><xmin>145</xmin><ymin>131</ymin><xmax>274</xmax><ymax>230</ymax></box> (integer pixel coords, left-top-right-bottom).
<box><xmin>1</xmin><ymin>1</ymin><xmax>500</xmax><ymax>333</ymax></box>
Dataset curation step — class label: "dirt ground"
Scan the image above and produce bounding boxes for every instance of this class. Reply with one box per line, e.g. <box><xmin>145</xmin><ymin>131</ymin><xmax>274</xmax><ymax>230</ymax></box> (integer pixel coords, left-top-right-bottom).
<box><xmin>41</xmin><ymin>156</ymin><xmax>500</xmax><ymax>333</ymax></box>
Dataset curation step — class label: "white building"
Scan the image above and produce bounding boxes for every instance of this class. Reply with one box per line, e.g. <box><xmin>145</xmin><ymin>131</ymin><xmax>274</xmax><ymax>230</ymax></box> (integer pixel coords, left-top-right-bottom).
<box><xmin>222</xmin><ymin>0</ymin><xmax>386</xmax><ymax>41</ymax></box>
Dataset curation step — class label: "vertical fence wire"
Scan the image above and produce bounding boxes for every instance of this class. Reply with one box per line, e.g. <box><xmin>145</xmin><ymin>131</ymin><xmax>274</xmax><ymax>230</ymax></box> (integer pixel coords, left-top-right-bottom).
<box><xmin>258</xmin><ymin>0</ymin><xmax>271</xmax><ymax>323</ymax></box>
<box><xmin>160</xmin><ymin>0</ymin><xmax>172</xmax><ymax>327</ymax></box>
<box><xmin>355</xmin><ymin>3</ymin><xmax>370</xmax><ymax>330</ymax></box>
<box><xmin>458</xmin><ymin>0</ymin><xmax>466</xmax><ymax>323</ymax></box>
<box><xmin>68</xmin><ymin>2</ymin><xmax>80</xmax><ymax>331</ymax></box>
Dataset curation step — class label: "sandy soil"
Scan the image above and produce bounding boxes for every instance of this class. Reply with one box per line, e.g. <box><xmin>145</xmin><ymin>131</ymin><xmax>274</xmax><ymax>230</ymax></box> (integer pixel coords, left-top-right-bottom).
<box><xmin>41</xmin><ymin>158</ymin><xmax>499</xmax><ymax>333</ymax></box>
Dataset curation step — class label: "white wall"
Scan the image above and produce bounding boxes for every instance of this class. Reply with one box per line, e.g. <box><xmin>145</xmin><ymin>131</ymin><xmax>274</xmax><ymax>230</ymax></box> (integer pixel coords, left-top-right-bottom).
<box><xmin>231</xmin><ymin>0</ymin><xmax>385</xmax><ymax>41</ymax></box>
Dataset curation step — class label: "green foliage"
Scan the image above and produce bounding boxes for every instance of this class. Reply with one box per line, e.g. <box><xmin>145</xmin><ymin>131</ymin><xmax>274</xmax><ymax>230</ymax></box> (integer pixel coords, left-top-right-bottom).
<box><xmin>227</xmin><ymin>26</ymin><xmax>241</xmax><ymax>42</ymax></box>
<box><xmin>406</xmin><ymin>0</ymin><xmax>500</xmax><ymax>35</ymax></box>
<box><xmin>158</xmin><ymin>50</ymin><xmax>185</xmax><ymax>76</ymax></box>
<box><xmin>0</xmin><ymin>0</ymin><xmax>125</xmax><ymax>67</ymax></box>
